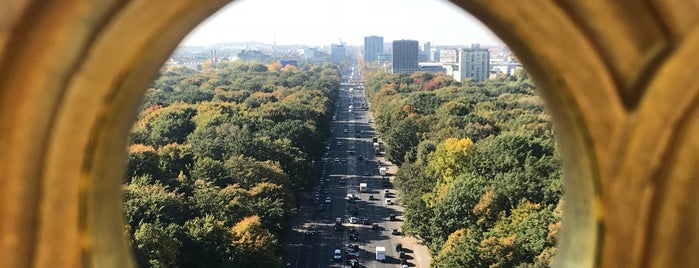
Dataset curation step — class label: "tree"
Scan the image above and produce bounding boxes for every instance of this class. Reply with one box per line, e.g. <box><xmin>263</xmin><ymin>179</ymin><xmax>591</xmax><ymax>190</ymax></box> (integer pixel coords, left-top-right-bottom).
<box><xmin>157</xmin><ymin>143</ymin><xmax>194</xmax><ymax>182</ymax></box>
<box><xmin>133</xmin><ymin>222</ymin><xmax>182</xmax><ymax>268</ymax></box>
<box><xmin>191</xmin><ymin>157</ymin><xmax>227</xmax><ymax>186</ymax></box>
<box><xmin>384</xmin><ymin>118</ymin><xmax>420</xmax><ymax>165</ymax></box>
<box><xmin>230</xmin><ymin>215</ymin><xmax>279</xmax><ymax>267</ymax></box>
<box><xmin>146</xmin><ymin>105</ymin><xmax>197</xmax><ymax>147</ymax></box>
<box><xmin>179</xmin><ymin>215</ymin><xmax>233</xmax><ymax>267</ymax></box>
<box><xmin>126</xmin><ymin>144</ymin><xmax>160</xmax><ymax>182</ymax></box>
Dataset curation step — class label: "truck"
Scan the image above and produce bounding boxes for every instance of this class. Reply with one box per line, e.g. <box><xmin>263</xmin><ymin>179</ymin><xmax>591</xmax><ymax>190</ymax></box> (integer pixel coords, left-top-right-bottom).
<box><xmin>359</xmin><ymin>183</ymin><xmax>367</xmax><ymax>192</ymax></box>
<box><xmin>375</xmin><ymin>246</ymin><xmax>386</xmax><ymax>262</ymax></box>
<box><xmin>379</xmin><ymin>167</ymin><xmax>387</xmax><ymax>176</ymax></box>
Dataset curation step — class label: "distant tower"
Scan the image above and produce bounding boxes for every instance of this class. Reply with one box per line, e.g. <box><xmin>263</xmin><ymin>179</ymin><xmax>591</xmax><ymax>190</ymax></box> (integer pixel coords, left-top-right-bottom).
<box><xmin>330</xmin><ymin>44</ymin><xmax>346</xmax><ymax>64</ymax></box>
<box><xmin>457</xmin><ymin>44</ymin><xmax>490</xmax><ymax>82</ymax></box>
<box><xmin>392</xmin><ymin>40</ymin><xmax>419</xmax><ymax>74</ymax></box>
<box><xmin>364</xmin><ymin>36</ymin><xmax>384</xmax><ymax>63</ymax></box>
<box><xmin>210</xmin><ymin>48</ymin><xmax>217</xmax><ymax>64</ymax></box>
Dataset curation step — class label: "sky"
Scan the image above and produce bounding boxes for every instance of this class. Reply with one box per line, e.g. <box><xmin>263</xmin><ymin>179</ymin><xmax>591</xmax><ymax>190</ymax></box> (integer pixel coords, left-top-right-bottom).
<box><xmin>180</xmin><ymin>0</ymin><xmax>503</xmax><ymax>47</ymax></box>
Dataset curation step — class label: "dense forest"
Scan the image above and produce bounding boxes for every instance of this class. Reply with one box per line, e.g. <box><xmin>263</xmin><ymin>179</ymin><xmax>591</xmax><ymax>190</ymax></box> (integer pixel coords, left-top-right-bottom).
<box><xmin>364</xmin><ymin>70</ymin><xmax>562</xmax><ymax>267</ymax></box>
<box><xmin>124</xmin><ymin>61</ymin><xmax>339</xmax><ymax>267</ymax></box>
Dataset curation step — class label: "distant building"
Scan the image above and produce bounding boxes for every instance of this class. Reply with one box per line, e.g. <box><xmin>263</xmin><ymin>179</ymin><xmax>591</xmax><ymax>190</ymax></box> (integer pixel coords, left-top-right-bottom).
<box><xmin>363</xmin><ymin>36</ymin><xmax>383</xmax><ymax>63</ymax></box>
<box><xmin>236</xmin><ymin>50</ymin><xmax>270</xmax><ymax>62</ymax></box>
<box><xmin>456</xmin><ymin>44</ymin><xmax>490</xmax><ymax>82</ymax></box>
<box><xmin>489</xmin><ymin>46</ymin><xmax>523</xmax><ymax>76</ymax></box>
<box><xmin>418</xmin><ymin>62</ymin><xmax>446</xmax><ymax>73</ymax></box>
<box><xmin>419</xmin><ymin>42</ymin><xmax>431</xmax><ymax>62</ymax></box>
<box><xmin>330</xmin><ymin>44</ymin><xmax>346</xmax><ymax>64</ymax></box>
<box><xmin>210</xmin><ymin>48</ymin><xmax>218</xmax><ymax>64</ymax></box>
<box><xmin>439</xmin><ymin>48</ymin><xmax>458</xmax><ymax>65</ymax></box>
<box><xmin>392</xmin><ymin>40</ymin><xmax>419</xmax><ymax>74</ymax></box>
<box><xmin>377</xmin><ymin>52</ymin><xmax>392</xmax><ymax>64</ymax></box>
<box><xmin>303</xmin><ymin>48</ymin><xmax>318</xmax><ymax>59</ymax></box>
<box><xmin>430</xmin><ymin>48</ymin><xmax>439</xmax><ymax>62</ymax></box>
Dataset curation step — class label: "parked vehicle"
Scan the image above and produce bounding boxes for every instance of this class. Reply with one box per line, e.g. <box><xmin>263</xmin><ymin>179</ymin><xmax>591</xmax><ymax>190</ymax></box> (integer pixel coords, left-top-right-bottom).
<box><xmin>375</xmin><ymin>247</ymin><xmax>386</xmax><ymax>262</ymax></box>
<box><xmin>334</xmin><ymin>249</ymin><xmax>342</xmax><ymax>261</ymax></box>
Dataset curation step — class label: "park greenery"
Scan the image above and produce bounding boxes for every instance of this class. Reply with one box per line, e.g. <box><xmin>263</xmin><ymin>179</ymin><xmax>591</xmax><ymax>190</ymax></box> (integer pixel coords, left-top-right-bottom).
<box><xmin>363</xmin><ymin>70</ymin><xmax>562</xmax><ymax>267</ymax></box>
<box><xmin>125</xmin><ymin>59</ymin><xmax>562</xmax><ymax>267</ymax></box>
<box><xmin>124</xmin><ymin>61</ymin><xmax>339</xmax><ymax>267</ymax></box>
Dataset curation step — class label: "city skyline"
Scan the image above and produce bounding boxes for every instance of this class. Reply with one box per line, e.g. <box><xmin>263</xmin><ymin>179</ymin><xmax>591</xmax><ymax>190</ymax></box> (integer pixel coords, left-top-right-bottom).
<box><xmin>180</xmin><ymin>0</ymin><xmax>503</xmax><ymax>47</ymax></box>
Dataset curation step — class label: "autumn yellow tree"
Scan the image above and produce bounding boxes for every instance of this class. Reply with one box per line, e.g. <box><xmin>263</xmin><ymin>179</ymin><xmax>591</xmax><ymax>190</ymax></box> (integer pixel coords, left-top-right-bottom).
<box><xmin>230</xmin><ymin>215</ymin><xmax>279</xmax><ymax>267</ymax></box>
<box><xmin>426</xmin><ymin>137</ymin><xmax>474</xmax><ymax>202</ymax></box>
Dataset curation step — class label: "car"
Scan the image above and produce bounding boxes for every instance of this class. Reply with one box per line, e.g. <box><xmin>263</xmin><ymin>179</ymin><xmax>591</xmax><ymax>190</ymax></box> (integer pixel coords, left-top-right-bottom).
<box><xmin>368</xmin><ymin>195</ymin><xmax>374</xmax><ymax>200</ymax></box>
<box><xmin>316</xmin><ymin>205</ymin><xmax>324</xmax><ymax>211</ymax></box>
<box><xmin>372</xmin><ymin>223</ymin><xmax>380</xmax><ymax>230</ymax></box>
<box><xmin>324</xmin><ymin>189</ymin><xmax>329</xmax><ymax>194</ymax></box>
<box><xmin>334</xmin><ymin>157</ymin><xmax>340</xmax><ymax>162</ymax></box>
<box><xmin>362</xmin><ymin>218</ymin><xmax>370</xmax><ymax>225</ymax></box>
<box><xmin>345</xmin><ymin>248</ymin><xmax>359</xmax><ymax>256</ymax></box>
<box><xmin>334</xmin><ymin>249</ymin><xmax>342</xmax><ymax>261</ymax></box>
<box><xmin>364</xmin><ymin>172</ymin><xmax>370</xmax><ymax>176</ymax></box>
<box><xmin>399</xmin><ymin>250</ymin><xmax>406</xmax><ymax>258</ymax></box>
<box><xmin>325</xmin><ymin>197</ymin><xmax>331</xmax><ymax>203</ymax></box>
<box><xmin>348</xmin><ymin>217</ymin><xmax>358</xmax><ymax>224</ymax></box>
<box><xmin>337</xmin><ymin>141</ymin><xmax>341</xmax><ymax>146</ymax></box>
<box><xmin>385</xmin><ymin>199</ymin><xmax>392</xmax><ymax>205</ymax></box>
<box><xmin>392</xmin><ymin>228</ymin><xmax>400</xmax><ymax>235</ymax></box>
<box><xmin>390</xmin><ymin>214</ymin><xmax>396</xmax><ymax>221</ymax></box>
<box><xmin>396</xmin><ymin>243</ymin><xmax>403</xmax><ymax>251</ymax></box>
<box><xmin>305</xmin><ymin>229</ymin><xmax>316</xmax><ymax>236</ymax></box>
<box><xmin>325</xmin><ymin>177</ymin><xmax>331</xmax><ymax>182</ymax></box>
<box><xmin>357</xmin><ymin>155</ymin><xmax>363</xmax><ymax>160</ymax></box>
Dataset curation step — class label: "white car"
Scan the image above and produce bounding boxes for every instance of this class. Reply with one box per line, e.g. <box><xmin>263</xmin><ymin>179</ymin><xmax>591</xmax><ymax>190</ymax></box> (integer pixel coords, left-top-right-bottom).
<box><xmin>325</xmin><ymin>197</ymin><xmax>332</xmax><ymax>203</ymax></box>
<box><xmin>385</xmin><ymin>199</ymin><xmax>392</xmax><ymax>205</ymax></box>
<box><xmin>348</xmin><ymin>217</ymin><xmax>358</xmax><ymax>224</ymax></box>
<box><xmin>334</xmin><ymin>249</ymin><xmax>342</xmax><ymax>261</ymax></box>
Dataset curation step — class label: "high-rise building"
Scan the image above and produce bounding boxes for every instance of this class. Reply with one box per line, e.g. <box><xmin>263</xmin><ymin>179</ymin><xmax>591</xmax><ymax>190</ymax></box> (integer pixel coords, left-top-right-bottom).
<box><xmin>419</xmin><ymin>42</ymin><xmax>431</xmax><ymax>62</ymax></box>
<box><xmin>456</xmin><ymin>44</ymin><xmax>490</xmax><ymax>82</ymax></box>
<box><xmin>392</xmin><ymin>40</ymin><xmax>419</xmax><ymax>74</ymax></box>
<box><xmin>364</xmin><ymin>36</ymin><xmax>383</xmax><ymax>63</ymax></box>
<box><xmin>330</xmin><ymin>44</ymin><xmax>345</xmax><ymax>64</ymax></box>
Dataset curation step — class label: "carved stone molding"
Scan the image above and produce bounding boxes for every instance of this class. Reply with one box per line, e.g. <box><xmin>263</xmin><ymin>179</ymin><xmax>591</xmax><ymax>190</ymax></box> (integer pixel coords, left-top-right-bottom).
<box><xmin>0</xmin><ymin>0</ymin><xmax>697</xmax><ymax>267</ymax></box>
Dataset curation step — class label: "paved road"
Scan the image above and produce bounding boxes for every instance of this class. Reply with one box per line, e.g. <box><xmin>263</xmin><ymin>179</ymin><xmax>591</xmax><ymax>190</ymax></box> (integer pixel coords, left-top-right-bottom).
<box><xmin>283</xmin><ymin>74</ymin><xmax>431</xmax><ymax>268</ymax></box>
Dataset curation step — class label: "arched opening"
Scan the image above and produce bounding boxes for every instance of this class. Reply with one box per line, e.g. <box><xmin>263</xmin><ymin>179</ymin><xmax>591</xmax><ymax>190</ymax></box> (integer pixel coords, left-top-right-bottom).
<box><xmin>1</xmin><ymin>1</ymin><xmax>698</xmax><ymax>268</ymax></box>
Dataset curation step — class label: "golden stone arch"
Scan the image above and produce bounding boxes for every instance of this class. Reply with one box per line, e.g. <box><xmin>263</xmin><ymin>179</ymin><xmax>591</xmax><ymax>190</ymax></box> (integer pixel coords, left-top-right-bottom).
<box><xmin>1</xmin><ymin>0</ymin><xmax>698</xmax><ymax>267</ymax></box>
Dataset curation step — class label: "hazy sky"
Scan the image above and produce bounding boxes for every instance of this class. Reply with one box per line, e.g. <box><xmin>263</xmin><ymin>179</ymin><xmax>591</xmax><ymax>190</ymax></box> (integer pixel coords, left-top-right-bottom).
<box><xmin>180</xmin><ymin>0</ymin><xmax>502</xmax><ymax>47</ymax></box>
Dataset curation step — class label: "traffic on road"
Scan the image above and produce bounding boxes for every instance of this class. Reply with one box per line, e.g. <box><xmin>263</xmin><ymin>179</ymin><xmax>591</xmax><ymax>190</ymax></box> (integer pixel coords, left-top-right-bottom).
<box><xmin>283</xmin><ymin>67</ymin><xmax>429</xmax><ymax>268</ymax></box>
